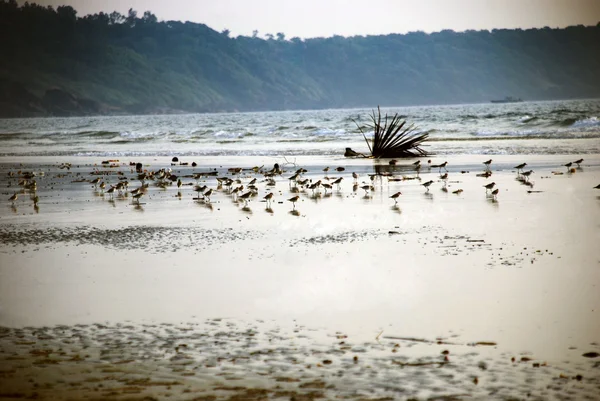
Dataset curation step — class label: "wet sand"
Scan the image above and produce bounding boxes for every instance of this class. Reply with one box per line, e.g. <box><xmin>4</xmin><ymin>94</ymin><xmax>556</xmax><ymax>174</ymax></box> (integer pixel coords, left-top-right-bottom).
<box><xmin>1</xmin><ymin>154</ymin><xmax>600</xmax><ymax>399</ymax></box>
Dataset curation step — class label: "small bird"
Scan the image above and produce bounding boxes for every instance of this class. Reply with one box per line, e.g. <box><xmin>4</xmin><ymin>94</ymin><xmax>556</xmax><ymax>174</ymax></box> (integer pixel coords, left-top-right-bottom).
<box><xmin>521</xmin><ymin>170</ymin><xmax>534</xmax><ymax>181</ymax></box>
<box><xmin>32</xmin><ymin>195</ymin><xmax>39</xmax><ymax>206</ymax></box>
<box><xmin>564</xmin><ymin>162</ymin><xmax>572</xmax><ymax>169</ymax></box>
<box><xmin>514</xmin><ymin>163</ymin><xmax>527</xmax><ymax>172</ymax></box>
<box><xmin>432</xmin><ymin>161</ymin><xmax>448</xmax><ymax>173</ymax></box>
<box><xmin>177</xmin><ymin>179</ymin><xmax>182</xmax><ymax>189</ymax></box>
<box><xmin>390</xmin><ymin>191</ymin><xmax>402</xmax><ymax>204</ymax></box>
<box><xmin>263</xmin><ymin>192</ymin><xmax>274</xmax><ymax>206</ymax></box>
<box><xmin>335</xmin><ymin>167</ymin><xmax>345</xmax><ymax>172</ymax></box>
<box><xmin>90</xmin><ymin>177</ymin><xmax>101</xmax><ymax>187</ymax></box>
<box><xmin>288</xmin><ymin>195</ymin><xmax>300</xmax><ymax>208</ymax></box>
<box><xmin>323</xmin><ymin>167</ymin><xmax>329</xmax><ymax>175</ymax></box>
<box><xmin>483</xmin><ymin>159</ymin><xmax>492</xmax><ymax>170</ymax></box>
<box><xmin>440</xmin><ymin>173</ymin><xmax>448</xmax><ymax>181</ymax></box>
<box><xmin>422</xmin><ymin>180</ymin><xmax>434</xmax><ymax>191</ymax></box>
<box><xmin>361</xmin><ymin>185</ymin><xmax>373</xmax><ymax>196</ymax></box>
<box><xmin>106</xmin><ymin>186</ymin><xmax>116</xmax><ymax>198</ymax></box>
<box><xmin>239</xmin><ymin>191</ymin><xmax>252</xmax><ymax>206</ymax></box>
<box><xmin>491</xmin><ymin>188</ymin><xmax>499</xmax><ymax>200</ymax></box>
<box><xmin>483</xmin><ymin>182</ymin><xmax>496</xmax><ymax>192</ymax></box>
<box><xmin>574</xmin><ymin>158</ymin><xmax>583</xmax><ymax>167</ymax></box>
<box><xmin>132</xmin><ymin>192</ymin><xmax>144</xmax><ymax>204</ymax></box>
<box><xmin>321</xmin><ymin>183</ymin><xmax>332</xmax><ymax>193</ymax></box>
<box><xmin>204</xmin><ymin>188</ymin><xmax>213</xmax><ymax>202</ymax></box>
<box><xmin>352</xmin><ymin>172</ymin><xmax>358</xmax><ymax>182</ymax></box>
<box><xmin>9</xmin><ymin>193</ymin><xmax>18</xmax><ymax>203</ymax></box>
<box><xmin>412</xmin><ymin>160</ymin><xmax>421</xmax><ymax>166</ymax></box>
<box><xmin>332</xmin><ymin>177</ymin><xmax>343</xmax><ymax>190</ymax></box>
<box><xmin>594</xmin><ymin>184</ymin><xmax>600</xmax><ymax>189</ymax></box>
<box><xmin>99</xmin><ymin>181</ymin><xmax>106</xmax><ymax>192</ymax></box>
<box><xmin>389</xmin><ymin>159</ymin><xmax>397</xmax><ymax>166</ymax></box>
<box><xmin>452</xmin><ymin>189</ymin><xmax>463</xmax><ymax>194</ymax></box>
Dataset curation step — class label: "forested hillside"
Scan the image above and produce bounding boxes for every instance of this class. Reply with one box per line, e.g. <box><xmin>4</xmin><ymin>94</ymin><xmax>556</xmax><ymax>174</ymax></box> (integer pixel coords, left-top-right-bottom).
<box><xmin>1</xmin><ymin>0</ymin><xmax>599</xmax><ymax>117</ymax></box>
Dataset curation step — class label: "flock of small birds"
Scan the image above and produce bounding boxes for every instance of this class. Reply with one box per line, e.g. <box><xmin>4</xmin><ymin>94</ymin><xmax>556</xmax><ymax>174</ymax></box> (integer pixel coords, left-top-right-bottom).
<box><xmin>4</xmin><ymin>156</ymin><xmax>598</xmax><ymax>213</ymax></box>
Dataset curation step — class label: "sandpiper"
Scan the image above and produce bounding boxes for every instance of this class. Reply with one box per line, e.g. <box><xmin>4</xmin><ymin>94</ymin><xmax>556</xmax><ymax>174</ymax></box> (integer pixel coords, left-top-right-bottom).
<box><xmin>321</xmin><ymin>183</ymin><xmax>332</xmax><ymax>193</ymax></box>
<box><xmin>483</xmin><ymin>182</ymin><xmax>496</xmax><ymax>192</ymax></box>
<box><xmin>90</xmin><ymin>177</ymin><xmax>101</xmax><ymax>187</ymax></box>
<box><xmin>288</xmin><ymin>195</ymin><xmax>300</xmax><ymax>209</ymax></box>
<box><xmin>106</xmin><ymin>186</ymin><xmax>116</xmax><ymax>198</ymax></box>
<box><xmin>359</xmin><ymin>185</ymin><xmax>370</xmax><ymax>196</ymax></box>
<box><xmin>521</xmin><ymin>170</ymin><xmax>534</xmax><ymax>181</ymax></box>
<box><xmin>514</xmin><ymin>163</ymin><xmax>527</xmax><ymax>173</ymax></box>
<box><xmin>413</xmin><ymin>160</ymin><xmax>421</xmax><ymax>166</ymax></box>
<box><xmin>336</xmin><ymin>167</ymin><xmax>345</xmax><ymax>172</ymax></box>
<box><xmin>422</xmin><ymin>180</ymin><xmax>434</xmax><ymax>192</ymax></box>
<box><xmin>483</xmin><ymin>159</ymin><xmax>492</xmax><ymax>170</ymax></box>
<box><xmin>574</xmin><ymin>158</ymin><xmax>583</xmax><ymax>167</ymax></box>
<box><xmin>390</xmin><ymin>191</ymin><xmax>402</xmax><ymax>204</ymax></box>
<box><xmin>432</xmin><ymin>161</ymin><xmax>448</xmax><ymax>173</ymax></box>
<box><xmin>352</xmin><ymin>172</ymin><xmax>358</xmax><ymax>183</ymax></box>
<box><xmin>9</xmin><ymin>193</ymin><xmax>18</xmax><ymax>204</ymax></box>
<box><xmin>132</xmin><ymin>192</ymin><xmax>144</xmax><ymax>204</ymax></box>
<box><xmin>452</xmin><ymin>189</ymin><xmax>463</xmax><ymax>194</ymax></box>
<box><xmin>263</xmin><ymin>192</ymin><xmax>274</xmax><ymax>207</ymax></box>
<box><xmin>239</xmin><ymin>191</ymin><xmax>252</xmax><ymax>206</ymax></box>
<box><xmin>564</xmin><ymin>162</ymin><xmax>572</xmax><ymax>169</ymax></box>
<box><xmin>204</xmin><ymin>188</ymin><xmax>213</xmax><ymax>202</ymax></box>
<box><xmin>491</xmin><ymin>188</ymin><xmax>499</xmax><ymax>200</ymax></box>
<box><xmin>332</xmin><ymin>177</ymin><xmax>343</xmax><ymax>190</ymax></box>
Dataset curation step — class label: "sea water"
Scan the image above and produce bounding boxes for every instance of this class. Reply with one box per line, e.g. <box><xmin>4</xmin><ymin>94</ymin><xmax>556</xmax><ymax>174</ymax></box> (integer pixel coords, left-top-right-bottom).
<box><xmin>1</xmin><ymin>99</ymin><xmax>599</xmax><ymax>157</ymax></box>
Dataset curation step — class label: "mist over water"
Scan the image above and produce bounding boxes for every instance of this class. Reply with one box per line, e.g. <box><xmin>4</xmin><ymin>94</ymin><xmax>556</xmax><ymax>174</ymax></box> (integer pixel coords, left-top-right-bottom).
<box><xmin>1</xmin><ymin>99</ymin><xmax>599</xmax><ymax>157</ymax></box>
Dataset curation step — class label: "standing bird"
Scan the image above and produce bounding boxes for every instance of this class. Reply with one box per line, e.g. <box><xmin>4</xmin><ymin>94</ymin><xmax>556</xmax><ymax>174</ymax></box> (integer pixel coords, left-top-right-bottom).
<box><xmin>204</xmin><ymin>188</ymin><xmax>213</xmax><ymax>203</ymax></box>
<box><xmin>263</xmin><ymin>192</ymin><xmax>274</xmax><ymax>207</ymax></box>
<box><xmin>483</xmin><ymin>182</ymin><xmax>496</xmax><ymax>193</ymax></box>
<box><xmin>413</xmin><ymin>160</ymin><xmax>421</xmax><ymax>167</ymax></box>
<box><xmin>483</xmin><ymin>159</ymin><xmax>492</xmax><ymax>170</ymax></box>
<box><xmin>491</xmin><ymin>188</ymin><xmax>499</xmax><ymax>200</ymax></box>
<box><xmin>335</xmin><ymin>167</ymin><xmax>345</xmax><ymax>172</ymax></box>
<box><xmin>9</xmin><ymin>192</ymin><xmax>18</xmax><ymax>204</ymax></box>
<box><xmin>288</xmin><ymin>195</ymin><xmax>300</xmax><ymax>209</ymax></box>
<box><xmin>521</xmin><ymin>170</ymin><xmax>534</xmax><ymax>181</ymax></box>
<box><xmin>239</xmin><ymin>191</ymin><xmax>252</xmax><ymax>206</ymax></box>
<box><xmin>361</xmin><ymin>185</ymin><xmax>374</xmax><ymax>196</ymax></box>
<box><xmin>574</xmin><ymin>158</ymin><xmax>583</xmax><ymax>167</ymax></box>
<box><xmin>332</xmin><ymin>177</ymin><xmax>343</xmax><ymax>190</ymax></box>
<box><xmin>132</xmin><ymin>192</ymin><xmax>144</xmax><ymax>204</ymax></box>
<box><xmin>422</xmin><ymin>180</ymin><xmax>434</xmax><ymax>192</ymax></box>
<box><xmin>514</xmin><ymin>163</ymin><xmax>527</xmax><ymax>173</ymax></box>
<box><xmin>352</xmin><ymin>172</ymin><xmax>358</xmax><ymax>183</ymax></box>
<box><xmin>432</xmin><ymin>161</ymin><xmax>448</xmax><ymax>173</ymax></box>
<box><xmin>390</xmin><ymin>191</ymin><xmax>402</xmax><ymax>204</ymax></box>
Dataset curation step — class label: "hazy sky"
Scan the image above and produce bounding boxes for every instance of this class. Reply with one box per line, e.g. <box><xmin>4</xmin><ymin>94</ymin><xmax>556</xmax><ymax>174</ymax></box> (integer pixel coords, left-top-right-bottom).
<box><xmin>25</xmin><ymin>0</ymin><xmax>600</xmax><ymax>38</ymax></box>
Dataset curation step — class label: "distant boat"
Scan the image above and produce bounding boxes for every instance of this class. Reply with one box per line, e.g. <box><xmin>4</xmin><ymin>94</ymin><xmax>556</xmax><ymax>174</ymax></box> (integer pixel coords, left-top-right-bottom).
<box><xmin>491</xmin><ymin>96</ymin><xmax>523</xmax><ymax>104</ymax></box>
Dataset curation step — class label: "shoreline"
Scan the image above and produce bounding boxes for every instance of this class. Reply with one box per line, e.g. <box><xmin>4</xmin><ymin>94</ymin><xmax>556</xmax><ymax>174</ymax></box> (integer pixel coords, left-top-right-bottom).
<box><xmin>1</xmin><ymin>154</ymin><xmax>599</xmax><ymax>399</ymax></box>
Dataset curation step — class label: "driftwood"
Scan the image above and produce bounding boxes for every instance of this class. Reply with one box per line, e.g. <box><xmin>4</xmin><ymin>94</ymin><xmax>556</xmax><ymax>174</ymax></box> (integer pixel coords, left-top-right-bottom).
<box><xmin>351</xmin><ymin>106</ymin><xmax>429</xmax><ymax>158</ymax></box>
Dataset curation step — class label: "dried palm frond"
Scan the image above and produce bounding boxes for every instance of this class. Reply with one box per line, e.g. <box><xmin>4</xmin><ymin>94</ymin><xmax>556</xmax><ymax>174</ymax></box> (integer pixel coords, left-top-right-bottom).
<box><xmin>353</xmin><ymin>106</ymin><xmax>429</xmax><ymax>158</ymax></box>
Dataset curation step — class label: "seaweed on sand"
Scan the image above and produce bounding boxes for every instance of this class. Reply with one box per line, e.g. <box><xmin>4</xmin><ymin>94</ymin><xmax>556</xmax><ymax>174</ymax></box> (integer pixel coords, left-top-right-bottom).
<box><xmin>352</xmin><ymin>106</ymin><xmax>429</xmax><ymax>158</ymax></box>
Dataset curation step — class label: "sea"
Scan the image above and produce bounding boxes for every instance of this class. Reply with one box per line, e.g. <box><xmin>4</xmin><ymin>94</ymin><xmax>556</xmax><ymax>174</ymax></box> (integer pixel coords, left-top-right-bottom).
<box><xmin>1</xmin><ymin>99</ymin><xmax>599</xmax><ymax>158</ymax></box>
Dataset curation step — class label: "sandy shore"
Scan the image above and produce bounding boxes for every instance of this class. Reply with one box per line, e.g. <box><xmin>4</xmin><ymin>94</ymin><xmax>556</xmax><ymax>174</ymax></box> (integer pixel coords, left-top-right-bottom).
<box><xmin>1</xmin><ymin>154</ymin><xmax>599</xmax><ymax>400</ymax></box>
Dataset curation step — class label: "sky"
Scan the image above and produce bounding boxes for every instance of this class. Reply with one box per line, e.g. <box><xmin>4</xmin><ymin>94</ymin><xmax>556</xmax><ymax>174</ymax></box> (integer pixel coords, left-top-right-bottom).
<box><xmin>24</xmin><ymin>0</ymin><xmax>600</xmax><ymax>38</ymax></box>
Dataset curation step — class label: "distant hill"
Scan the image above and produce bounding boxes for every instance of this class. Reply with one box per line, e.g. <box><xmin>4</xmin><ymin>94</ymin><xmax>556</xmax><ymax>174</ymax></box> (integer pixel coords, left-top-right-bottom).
<box><xmin>1</xmin><ymin>0</ymin><xmax>599</xmax><ymax>117</ymax></box>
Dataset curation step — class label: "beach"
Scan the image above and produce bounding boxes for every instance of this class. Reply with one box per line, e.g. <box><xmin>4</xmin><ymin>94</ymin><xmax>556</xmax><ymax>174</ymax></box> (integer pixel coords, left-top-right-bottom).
<box><xmin>1</xmin><ymin>153</ymin><xmax>599</xmax><ymax>400</ymax></box>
